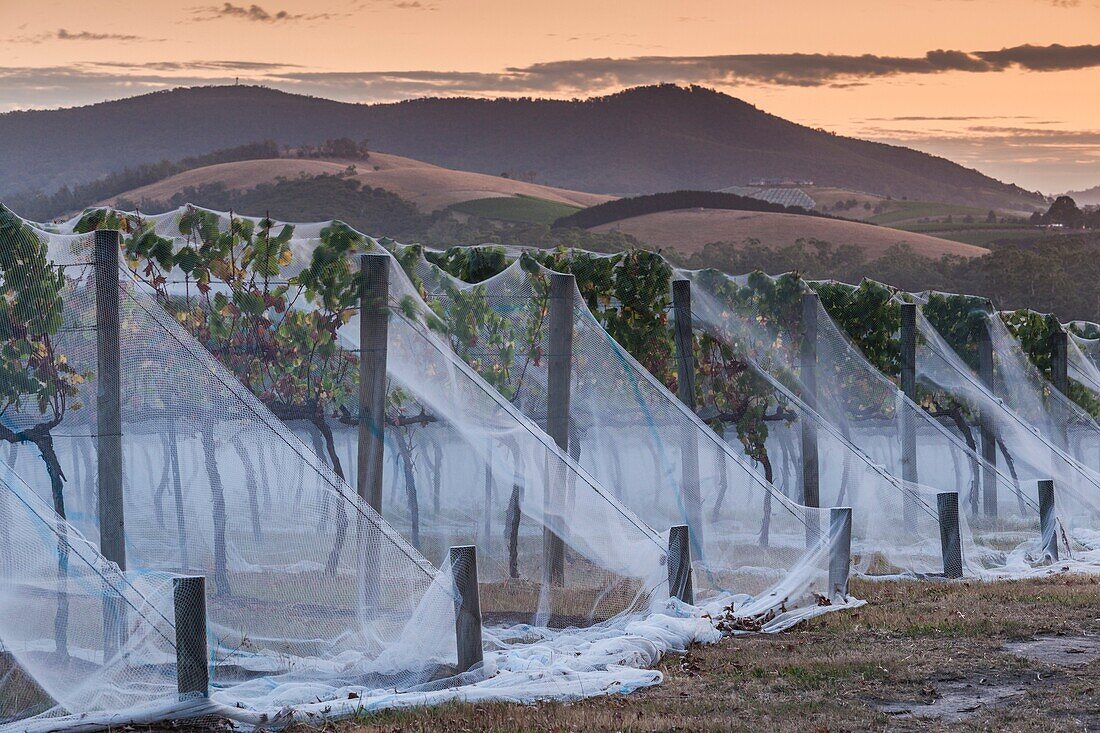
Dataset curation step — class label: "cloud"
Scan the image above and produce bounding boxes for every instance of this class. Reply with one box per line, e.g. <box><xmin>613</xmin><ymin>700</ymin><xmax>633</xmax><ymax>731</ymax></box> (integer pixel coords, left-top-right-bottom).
<box><xmin>4</xmin><ymin>42</ymin><xmax>1100</xmax><ymax>113</ymax></box>
<box><xmin>258</xmin><ymin>43</ymin><xmax>1100</xmax><ymax>99</ymax></box>
<box><xmin>190</xmin><ymin>3</ymin><xmax>334</xmax><ymax>22</ymax></box>
<box><xmin>8</xmin><ymin>28</ymin><xmax>161</xmax><ymax>44</ymax></box>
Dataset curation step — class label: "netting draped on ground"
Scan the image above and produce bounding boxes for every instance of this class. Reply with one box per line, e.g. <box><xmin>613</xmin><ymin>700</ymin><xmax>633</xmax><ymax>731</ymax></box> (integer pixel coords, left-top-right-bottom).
<box><xmin>675</xmin><ymin>269</ymin><xmax>1002</xmax><ymax>576</ymax></box>
<box><xmin>8</xmin><ymin>202</ymin><xmax>758</xmax><ymax>728</ymax></box>
<box><xmin>0</xmin><ymin>461</ymin><xmax>190</xmax><ymax>731</ymax></box>
<box><xmin>913</xmin><ymin>292</ymin><xmax>1100</xmax><ymax>557</ymax></box>
<box><xmin>0</xmin><ymin>207</ymin><xmax>476</xmax><ymax>727</ymax></box>
<box><xmin>404</xmin><ymin>251</ymin><xmax>854</xmax><ymax>623</ymax></box>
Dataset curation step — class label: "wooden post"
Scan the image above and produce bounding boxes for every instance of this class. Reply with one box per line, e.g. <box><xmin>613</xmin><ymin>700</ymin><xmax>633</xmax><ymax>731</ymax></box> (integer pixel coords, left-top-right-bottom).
<box><xmin>828</xmin><ymin>507</ymin><xmax>852</xmax><ymax>599</ymax></box>
<box><xmin>672</xmin><ymin>280</ymin><xmax>696</xmax><ymax>410</ymax></box>
<box><xmin>977</xmin><ymin>312</ymin><xmax>998</xmax><ymax>517</ymax></box>
<box><xmin>667</xmin><ymin>524</ymin><xmax>694</xmax><ymax>605</ymax></box>
<box><xmin>1050</xmin><ymin>328</ymin><xmax>1069</xmax><ymax>396</ymax></box>
<box><xmin>1037</xmin><ymin>479</ymin><xmax>1059</xmax><ymax>561</ymax></box>
<box><xmin>671</xmin><ymin>280</ymin><xmax>704</xmax><ymax>548</ymax></box>
<box><xmin>800</xmin><ymin>293</ymin><xmax>820</xmax><ymax>515</ymax></box>
<box><xmin>450</xmin><ymin>545</ymin><xmax>484</xmax><ymax>674</ymax></box>
<box><xmin>544</xmin><ymin>272</ymin><xmax>572</xmax><ymax>586</ymax></box>
<box><xmin>936</xmin><ymin>492</ymin><xmax>964</xmax><ymax>579</ymax></box>
<box><xmin>173</xmin><ymin>575</ymin><xmax>209</xmax><ymax>699</ymax></box>
<box><xmin>358</xmin><ymin>253</ymin><xmax>388</xmax><ymax>513</ymax></box>
<box><xmin>900</xmin><ymin>302</ymin><xmax>919</xmax><ymax>530</ymax></box>
<box><xmin>1049</xmin><ymin>327</ymin><xmax>1070</xmax><ymax>451</ymax></box>
<box><xmin>94</xmin><ymin>230</ymin><xmax>126</xmax><ymax>570</ymax></box>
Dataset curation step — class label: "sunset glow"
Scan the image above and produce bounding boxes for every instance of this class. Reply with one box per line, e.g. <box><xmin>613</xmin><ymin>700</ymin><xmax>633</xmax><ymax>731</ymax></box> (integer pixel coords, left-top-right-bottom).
<box><xmin>1</xmin><ymin>0</ymin><xmax>1098</xmax><ymax>192</ymax></box>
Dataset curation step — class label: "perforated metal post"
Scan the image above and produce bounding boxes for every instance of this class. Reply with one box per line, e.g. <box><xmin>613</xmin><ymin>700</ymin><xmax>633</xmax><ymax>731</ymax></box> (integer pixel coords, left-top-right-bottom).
<box><xmin>173</xmin><ymin>575</ymin><xmax>209</xmax><ymax>699</ymax></box>
<box><xmin>449</xmin><ymin>545</ymin><xmax>484</xmax><ymax>674</ymax></box>
<box><xmin>1037</xmin><ymin>479</ymin><xmax>1059</xmax><ymax>561</ymax></box>
<box><xmin>94</xmin><ymin>230</ymin><xmax>126</xmax><ymax>571</ymax></box>
<box><xmin>828</xmin><ymin>507</ymin><xmax>852</xmax><ymax>599</ymax></box>
<box><xmin>358</xmin><ymin>254</ymin><xmax>388</xmax><ymax>513</ymax></box>
<box><xmin>936</xmin><ymin>492</ymin><xmax>964</xmax><ymax>579</ymax></box>
<box><xmin>667</xmin><ymin>524</ymin><xmax>694</xmax><ymax>605</ymax></box>
<box><xmin>900</xmin><ymin>303</ymin><xmax>919</xmax><ymax>530</ymax></box>
<box><xmin>544</xmin><ymin>272</ymin><xmax>572</xmax><ymax>586</ymax></box>
<box><xmin>672</xmin><ymin>280</ymin><xmax>704</xmax><ymax>547</ymax></box>
<box><xmin>977</xmin><ymin>313</ymin><xmax>998</xmax><ymax>517</ymax></box>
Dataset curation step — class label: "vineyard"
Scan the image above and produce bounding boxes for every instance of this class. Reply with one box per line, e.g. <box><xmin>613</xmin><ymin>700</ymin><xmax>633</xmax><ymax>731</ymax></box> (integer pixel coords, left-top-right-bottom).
<box><xmin>2</xmin><ymin>202</ymin><xmax>1100</xmax><ymax>731</ymax></box>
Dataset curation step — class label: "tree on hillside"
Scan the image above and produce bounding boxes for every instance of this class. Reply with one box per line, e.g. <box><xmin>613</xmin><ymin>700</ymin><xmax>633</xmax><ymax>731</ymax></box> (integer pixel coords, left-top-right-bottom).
<box><xmin>1044</xmin><ymin>196</ymin><xmax>1085</xmax><ymax>227</ymax></box>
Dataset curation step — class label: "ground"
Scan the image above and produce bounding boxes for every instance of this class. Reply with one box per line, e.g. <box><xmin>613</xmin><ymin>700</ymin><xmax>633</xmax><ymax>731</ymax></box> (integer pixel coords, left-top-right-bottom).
<box><xmin>316</xmin><ymin>574</ymin><xmax>1100</xmax><ymax>732</ymax></box>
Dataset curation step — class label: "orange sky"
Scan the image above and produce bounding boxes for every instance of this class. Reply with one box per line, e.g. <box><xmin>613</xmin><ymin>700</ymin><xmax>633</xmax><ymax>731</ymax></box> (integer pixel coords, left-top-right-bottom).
<box><xmin>1</xmin><ymin>0</ymin><xmax>1099</xmax><ymax>193</ymax></box>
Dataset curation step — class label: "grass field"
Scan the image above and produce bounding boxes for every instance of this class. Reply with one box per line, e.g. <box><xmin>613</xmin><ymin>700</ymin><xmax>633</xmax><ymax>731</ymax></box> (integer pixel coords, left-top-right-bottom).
<box><xmin>307</xmin><ymin>574</ymin><xmax>1100</xmax><ymax>732</ymax></box>
<box><xmin>449</xmin><ymin>195</ymin><xmax>582</xmax><ymax>225</ymax></box>
<box><xmin>592</xmin><ymin>209</ymin><xmax>989</xmax><ymax>260</ymax></box>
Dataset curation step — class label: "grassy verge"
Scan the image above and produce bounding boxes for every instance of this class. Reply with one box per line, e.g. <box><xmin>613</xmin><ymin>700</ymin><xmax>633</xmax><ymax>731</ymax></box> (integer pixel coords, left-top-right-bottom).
<box><xmin>322</xmin><ymin>575</ymin><xmax>1100</xmax><ymax>732</ymax></box>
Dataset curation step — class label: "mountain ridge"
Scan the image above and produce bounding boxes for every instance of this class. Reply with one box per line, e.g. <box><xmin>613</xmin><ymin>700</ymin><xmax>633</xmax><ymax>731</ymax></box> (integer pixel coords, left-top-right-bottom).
<box><xmin>0</xmin><ymin>83</ymin><xmax>1043</xmax><ymax>210</ymax></box>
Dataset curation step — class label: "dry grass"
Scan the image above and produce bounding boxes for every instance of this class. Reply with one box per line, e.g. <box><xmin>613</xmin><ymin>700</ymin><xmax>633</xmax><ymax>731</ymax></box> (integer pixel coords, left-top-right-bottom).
<box><xmin>592</xmin><ymin>209</ymin><xmax>990</xmax><ymax>260</ymax></box>
<box><xmin>104</xmin><ymin>154</ymin><xmax>613</xmax><ymax>212</ymax></box>
<box><xmin>310</xmin><ymin>574</ymin><xmax>1100</xmax><ymax>732</ymax></box>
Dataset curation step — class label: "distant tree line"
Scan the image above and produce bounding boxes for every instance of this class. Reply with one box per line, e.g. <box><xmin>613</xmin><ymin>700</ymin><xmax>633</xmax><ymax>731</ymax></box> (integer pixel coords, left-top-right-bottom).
<box><xmin>12</xmin><ymin>137</ymin><xmax>372</xmax><ymax>222</ymax></box>
<box><xmin>1029</xmin><ymin>196</ymin><xmax>1100</xmax><ymax>229</ymax></box>
<box><xmin>551</xmin><ymin>190</ymin><xmax>833</xmax><ymax>229</ymax></box>
<box><xmin>677</xmin><ymin>230</ymin><xmax>1100</xmax><ymax>322</ymax></box>
<box><xmin>9</xmin><ymin>141</ymin><xmax>281</xmax><ymax>221</ymax></box>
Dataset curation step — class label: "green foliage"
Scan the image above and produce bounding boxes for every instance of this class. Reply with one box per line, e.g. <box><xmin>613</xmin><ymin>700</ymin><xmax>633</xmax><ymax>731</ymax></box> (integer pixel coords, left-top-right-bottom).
<box><xmin>813</xmin><ymin>280</ymin><xmax>901</xmax><ymax>378</ymax></box>
<box><xmin>921</xmin><ymin>292</ymin><xmax>991</xmax><ymax>373</ymax></box>
<box><xmin>448</xmin><ymin>196</ymin><xmax>581</xmax><ymax>226</ymax></box>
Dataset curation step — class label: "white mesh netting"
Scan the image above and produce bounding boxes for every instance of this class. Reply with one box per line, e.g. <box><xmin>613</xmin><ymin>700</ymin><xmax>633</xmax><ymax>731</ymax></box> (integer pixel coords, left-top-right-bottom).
<box><xmin>404</xmin><ymin>251</ymin><xmax>857</xmax><ymax>623</ymax></box>
<box><xmin>0</xmin><ymin>205</ymin><xmax>736</xmax><ymax>731</ymax></box>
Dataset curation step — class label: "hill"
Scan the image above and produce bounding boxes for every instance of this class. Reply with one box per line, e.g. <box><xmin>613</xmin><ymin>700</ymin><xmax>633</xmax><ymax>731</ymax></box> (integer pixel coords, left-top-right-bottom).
<box><xmin>1065</xmin><ymin>185</ymin><xmax>1100</xmax><ymax>207</ymax></box>
<box><xmin>102</xmin><ymin>153</ymin><xmax>611</xmax><ymax>213</ymax></box>
<box><xmin>591</xmin><ymin>209</ymin><xmax>989</xmax><ymax>260</ymax></box>
<box><xmin>0</xmin><ymin>84</ymin><xmax>1043</xmax><ymax>211</ymax></box>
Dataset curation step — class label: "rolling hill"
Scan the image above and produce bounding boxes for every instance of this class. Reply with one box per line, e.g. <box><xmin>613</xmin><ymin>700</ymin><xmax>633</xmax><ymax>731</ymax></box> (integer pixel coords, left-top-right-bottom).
<box><xmin>591</xmin><ymin>209</ymin><xmax>990</xmax><ymax>260</ymax></box>
<box><xmin>0</xmin><ymin>84</ymin><xmax>1043</xmax><ymax>211</ymax></box>
<box><xmin>102</xmin><ymin>153</ymin><xmax>612</xmax><ymax>212</ymax></box>
<box><xmin>93</xmin><ymin>151</ymin><xmax>978</xmax><ymax>262</ymax></box>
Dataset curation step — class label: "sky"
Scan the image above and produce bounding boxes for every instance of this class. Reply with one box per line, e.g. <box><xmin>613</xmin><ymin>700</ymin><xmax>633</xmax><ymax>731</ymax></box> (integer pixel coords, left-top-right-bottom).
<box><xmin>1</xmin><ymin>0</ymin><xmax>1099</xmax><ymax>194</ymax></box>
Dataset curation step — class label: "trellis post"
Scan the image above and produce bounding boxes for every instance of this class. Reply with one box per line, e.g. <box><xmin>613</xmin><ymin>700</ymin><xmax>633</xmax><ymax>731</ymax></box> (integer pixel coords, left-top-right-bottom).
<box><xmin>936</xmin><ymin>491</ymin><xmax>964</xmax><ymax>579</ymax></box>
<box><xmin>977</xmin><ymin>310</ymin><xmax>998</xmax><ymax>517</ymax></box>
<box><xmin>173</xmin><ymin>575</ymin><xmax>209</xmax><ymax>699</ymax></box>
<box><xmin>94</xmin><ymin>230</ymin><xmax>126</xmax><ymax>571</ymax></box>
<box><xmin>828</xmin><ymin>507</ymin><xmax>852</xmax><ymax>599</ymax></box>
<box><xmin>1049</xmin><ymin>327</ymin><xmax>1070</xmax><ymax>451</ymax></box>
<box><xmin>900</xmin><ymin>302</ymin><xmax>919</xmax><ymax>530</ymax></box>
<box><xmin>1037</xmin><ymin>479</ymin><xmax>1059</xmax><ymax>561</ymax></box>
<box><xmin>800</xmin><ymin>293</ymin><xmax>821</xmax><ymax>548</ymax></box>
<box><xmin>672</xmin><ymin>279</ymin><xmax>704</xmax><ymax>547</ymax></box>
<box><xmin>544</xmin><ymin>272</ymin><xmax>573</xmax><ymax>586</ymax></box>
<box><xmin>450</xmin><ymin>545</ymin><xmax>484</xmax><ymax>674</ymax></box>
<box><xmin>667</xmin><ymin>524</ymin><xmax>694</xmax><ymax>605</ymax></box>
<box><xmin>358</xmin><ymin>253</ymin><xmax>389</xmax><ymax>513</ymax></box>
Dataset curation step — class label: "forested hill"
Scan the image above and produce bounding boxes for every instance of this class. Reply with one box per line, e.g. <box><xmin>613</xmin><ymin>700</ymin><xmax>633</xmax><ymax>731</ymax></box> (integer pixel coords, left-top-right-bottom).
<box><xmin>0</xmin><ymin>83</ymin><xmax>1043</xmax><ymax>210</ymax></box>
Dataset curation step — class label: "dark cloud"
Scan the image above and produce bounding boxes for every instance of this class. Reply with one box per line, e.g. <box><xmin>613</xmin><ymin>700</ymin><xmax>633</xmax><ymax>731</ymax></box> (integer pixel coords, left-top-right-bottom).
<box><xmin>9</xmin><ymin>28</ymin><xmax>161</xmax><ymax>44</ymax></box>
<box><xmin>254</xmin><ymin>44</ymin><xmax>1100</xmax><ymax>100</ymax></box>
<box><xmin>3</xmin><ymin>42</ymin><xmax>1100</xmax><ymax>112</ymax></box>
<box><xmin>191</xmin><ymin>3</ymin><xmax>334</xmax><ymax>22</ymax></box>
